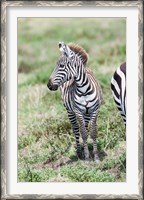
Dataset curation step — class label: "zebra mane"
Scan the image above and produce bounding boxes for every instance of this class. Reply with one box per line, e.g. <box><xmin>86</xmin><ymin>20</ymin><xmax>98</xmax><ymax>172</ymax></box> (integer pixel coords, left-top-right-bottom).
<box><xmin>68</xmin><ymin>43</ymin><xmax>88</xmax><ymax>65</ymax></box>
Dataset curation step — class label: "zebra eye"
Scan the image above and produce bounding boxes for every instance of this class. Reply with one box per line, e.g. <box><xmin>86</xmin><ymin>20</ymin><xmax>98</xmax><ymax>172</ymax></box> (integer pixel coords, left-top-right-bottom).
<box><xmin>59</xmin><ymin>64</ymin><xmax>65</xmax><ymax>68</ymax></box>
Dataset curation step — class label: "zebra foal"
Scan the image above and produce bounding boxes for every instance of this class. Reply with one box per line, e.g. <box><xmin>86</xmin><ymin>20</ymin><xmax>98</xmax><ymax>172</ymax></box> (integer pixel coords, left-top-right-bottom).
<box><xmin>111</xmin><ymin>62</ymin><xmax>126</xmax><ymax>125</ymax></box>
<box><xmin>47</xmin><ymin>42</ymin><xmax>102</xmax><ymax>162</ymax></box>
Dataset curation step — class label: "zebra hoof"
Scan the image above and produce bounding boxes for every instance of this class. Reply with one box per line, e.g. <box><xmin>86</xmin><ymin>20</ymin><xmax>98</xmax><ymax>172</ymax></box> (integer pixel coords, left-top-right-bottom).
<box><xmin>85</xmin><ymin>160</ymin><xmax>90</xmax><ymax>165</ymax></box>
<box><xmin>95</xmin><ymin>159</ymin><xmax>100</xmax><ymax>163</ymax></box>
<box><xmin>77</xmin><ymin>152</ymin><xmax>82</xmax><ymax>159</ymax></box>
<box><xmin>94</xmin><ymin>155</ymin><xmax>100</xmax><ymax>163</ymax></box>
<box><xmin>85</xmin><ymin>157</ymin><xmax>91</xmax><ymax>163</ymax></box>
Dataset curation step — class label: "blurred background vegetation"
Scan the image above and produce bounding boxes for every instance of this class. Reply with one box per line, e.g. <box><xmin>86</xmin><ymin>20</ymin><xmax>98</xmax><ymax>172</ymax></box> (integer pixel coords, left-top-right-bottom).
<box><xmin>18</xmin><ymin>18</ymin><xmax>126</xmax><ymax>182</ymax></box>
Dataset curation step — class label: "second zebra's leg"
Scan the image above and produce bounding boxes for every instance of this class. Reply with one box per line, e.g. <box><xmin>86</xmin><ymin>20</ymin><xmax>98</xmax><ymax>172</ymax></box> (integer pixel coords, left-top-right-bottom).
<box><xmin>76</xmin><ymin>113</ymin><xmax>90</xmax><ymax>161</ymax></box>
<box><xmin>90</xmin><ymin>112</ymin><xmax>100</xmax><ymax>162</ymax></box>
<box><xmin>67</xmin><ymin>111</ymin><xmax>81</xmax><ymax>159</ymax></box>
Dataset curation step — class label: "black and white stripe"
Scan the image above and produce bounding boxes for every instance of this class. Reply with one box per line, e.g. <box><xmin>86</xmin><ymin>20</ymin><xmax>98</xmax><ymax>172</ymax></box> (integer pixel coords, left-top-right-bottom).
<box><xmin>47</xmin><ymin>42</ymin><xmax>102</xmax><ymax>162</ymax></box>
<box><xmin>111</xmin><ymin>62</ymin><xmax>126</xmax><ymax>125</ymax></box>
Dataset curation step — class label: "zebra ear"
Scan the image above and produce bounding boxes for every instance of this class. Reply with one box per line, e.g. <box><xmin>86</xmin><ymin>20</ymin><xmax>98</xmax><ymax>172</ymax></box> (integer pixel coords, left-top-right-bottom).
<box><xmin>59</xmin><ymin>42</ymin><xmax>74</xmax><ymax>58</ymax></box>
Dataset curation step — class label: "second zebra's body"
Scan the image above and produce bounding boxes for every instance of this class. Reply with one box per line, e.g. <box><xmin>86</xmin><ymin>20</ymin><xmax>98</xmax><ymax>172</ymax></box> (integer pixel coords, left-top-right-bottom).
<box><xmin>111</xmin><ymin>62</ymin><xmax>126</xmax><ymax>125</ymax></box>
<box><xmin>47</xmin><ymin>42</ymin><xmax>102</xmax><ymax>162</ymax></box>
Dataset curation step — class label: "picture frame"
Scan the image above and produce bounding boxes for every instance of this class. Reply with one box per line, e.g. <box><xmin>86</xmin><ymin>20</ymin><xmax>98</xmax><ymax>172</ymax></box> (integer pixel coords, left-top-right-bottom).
<box><xmin>1</xmin><ymin>0</ymin><xmax>143</xmax><ymax>199</ymax></box>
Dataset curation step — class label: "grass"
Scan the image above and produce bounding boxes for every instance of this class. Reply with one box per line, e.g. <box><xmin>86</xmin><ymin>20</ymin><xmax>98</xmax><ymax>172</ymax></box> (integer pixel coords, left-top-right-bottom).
<box><xmin>18</xmin><ymin>18</ymin><xmax>126</xmax><ymax>182</ymax></box>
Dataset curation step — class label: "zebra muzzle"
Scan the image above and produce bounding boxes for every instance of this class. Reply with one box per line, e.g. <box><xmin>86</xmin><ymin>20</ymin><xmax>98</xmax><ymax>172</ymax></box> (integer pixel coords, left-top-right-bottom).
<box><xmin>47</xmin><ymin>80</ymin><xmax>58</xmax><ymax>91</ymax></box>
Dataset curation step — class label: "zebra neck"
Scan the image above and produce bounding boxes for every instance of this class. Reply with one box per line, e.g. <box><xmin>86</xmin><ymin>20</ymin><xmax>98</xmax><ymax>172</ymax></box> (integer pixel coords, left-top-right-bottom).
<box><xmin>75</xmin><ymin>67</ymin><xmax>90</xmax><ymax>94</ymax></box>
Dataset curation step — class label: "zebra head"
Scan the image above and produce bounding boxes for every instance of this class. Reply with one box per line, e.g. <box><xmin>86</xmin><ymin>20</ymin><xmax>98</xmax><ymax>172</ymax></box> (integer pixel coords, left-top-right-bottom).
<box><xmin>47</xmin><ymin>42</ymin><xmax>77</xmax><ymax>91</ymax></box>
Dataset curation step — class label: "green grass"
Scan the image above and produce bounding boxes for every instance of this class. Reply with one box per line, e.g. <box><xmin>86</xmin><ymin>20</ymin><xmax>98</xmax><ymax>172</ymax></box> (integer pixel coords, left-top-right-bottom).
<box><xmin>18</xmin><ymin>18</ymin><xmax>126</xmax><ymax>182</ymax></box>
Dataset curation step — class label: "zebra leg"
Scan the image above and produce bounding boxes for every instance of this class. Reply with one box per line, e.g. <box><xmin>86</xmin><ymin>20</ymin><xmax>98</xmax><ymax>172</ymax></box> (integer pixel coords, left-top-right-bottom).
<box><xmin>90</xmin><ymin>113</ymin><xmax>100</xmax><ymax>162</ymax></box>
<box><xmin>67</xmin><ymin>111</ymin><xmax>82</xmax><ymax>158</ymax></box>
<box><xmin>84</xmin><ymin>116</ymin><xmax>89</xmax><ymax>132</ymax></box>
<box><xmin>77</xmin><ymin>114</ymin><xmax>90</xmax><ymax>161</ymax></box>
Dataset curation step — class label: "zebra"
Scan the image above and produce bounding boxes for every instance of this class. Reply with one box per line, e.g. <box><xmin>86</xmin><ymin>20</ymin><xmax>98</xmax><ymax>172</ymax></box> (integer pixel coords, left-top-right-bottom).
<box><xmin>47</xmin><ymin>42</ymin><xmax>102</xmax><ymax>162</ymax></box>
<box><xmin>111</xmin><ymin>62</ymin><xmax>126</xmax><ymax>125</ymax></box>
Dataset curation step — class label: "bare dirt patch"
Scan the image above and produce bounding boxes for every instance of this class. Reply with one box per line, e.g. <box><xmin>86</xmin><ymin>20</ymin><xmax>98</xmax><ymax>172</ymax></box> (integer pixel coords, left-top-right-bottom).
<box><xmin>43</xmin><ymin>155</ymin><xmax>71</xmax><ymax>169</ymax></box>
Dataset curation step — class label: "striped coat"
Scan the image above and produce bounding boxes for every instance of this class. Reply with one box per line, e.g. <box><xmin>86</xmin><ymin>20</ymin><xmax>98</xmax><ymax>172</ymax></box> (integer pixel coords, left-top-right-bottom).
<box><xmin>47</xmin><ymin>42</ymin><xmax>102</xmax><ymax>162</ymax></box>
<box><xmin>111</xmin><ymin>62</ymin><xmax>126</xmax><ymax>125</ymax></box>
